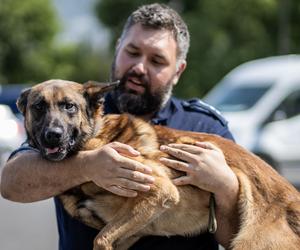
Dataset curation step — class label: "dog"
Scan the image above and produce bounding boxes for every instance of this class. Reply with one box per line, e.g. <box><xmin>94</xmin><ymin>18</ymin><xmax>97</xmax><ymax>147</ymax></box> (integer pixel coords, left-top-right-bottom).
<box><xmin>17</xmin><ymin>79</ymin><xmax>300</xmax><ymax>250</ymax></box>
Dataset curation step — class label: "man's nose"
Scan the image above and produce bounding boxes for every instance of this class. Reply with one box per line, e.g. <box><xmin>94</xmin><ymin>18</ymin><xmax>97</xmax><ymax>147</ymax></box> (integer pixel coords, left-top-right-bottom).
<box><xmin>132</xmin><ymin>60</ymin><xmax>147</xmax><ymax>75</ymax></box>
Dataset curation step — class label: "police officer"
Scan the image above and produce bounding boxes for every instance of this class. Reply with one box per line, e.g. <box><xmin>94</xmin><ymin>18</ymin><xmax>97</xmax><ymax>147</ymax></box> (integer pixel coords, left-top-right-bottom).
<box><xmin>1</xmin><ymin>3</ymin><xmax>239</xmax><ymax>250</ymax></box>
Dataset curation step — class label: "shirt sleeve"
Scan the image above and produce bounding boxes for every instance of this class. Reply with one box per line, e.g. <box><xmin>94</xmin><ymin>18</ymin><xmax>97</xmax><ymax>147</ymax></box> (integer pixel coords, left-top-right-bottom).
<box><xmin>194</xmin><ymin>116</ymin><xmax>235</xmax><ymax>141</ymax></box>
<box><xmin>8</xmin><ymin>142</ymin><xmax>39</xmax><ymax>161</ymax></box>
<box><xmin>179</xmin><ymin>98</ymin><xmax>235</xmax><ymax>141</ymax></box>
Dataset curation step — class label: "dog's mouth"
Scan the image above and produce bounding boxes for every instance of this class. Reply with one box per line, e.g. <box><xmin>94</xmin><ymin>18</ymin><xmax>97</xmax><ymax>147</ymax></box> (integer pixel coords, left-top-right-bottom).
<box><xmin>45</xmin><ymin>146</ymin><xmax>66</xmax><ymax>155</ymax></box>
<box><xmin>45</xmin><ymin>147</ymin><xmax>61</xmax><ymax>154</ymax></box>
<box><xmin>42</xmin><ymin>146</ymin><xmax>67</xmax><ymax>161</ymax></box>
<box><xmin>41</xmin><ymin>138</ymin><xmax>76</xmax><ymax>161</ymax></box>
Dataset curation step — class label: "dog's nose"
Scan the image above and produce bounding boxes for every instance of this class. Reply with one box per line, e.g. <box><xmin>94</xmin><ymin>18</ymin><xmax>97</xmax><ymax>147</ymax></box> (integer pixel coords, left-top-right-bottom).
<box><xmin>44</xmin><ymin>127</ymin><xmax>63</xmax><ymax>145</ymax></box>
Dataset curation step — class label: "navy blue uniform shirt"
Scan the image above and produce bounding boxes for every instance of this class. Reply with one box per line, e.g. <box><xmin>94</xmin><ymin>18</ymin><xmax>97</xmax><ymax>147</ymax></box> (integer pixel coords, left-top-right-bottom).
<box><xmin>11</xmin><ymin>94</ymin><xmax>234</xmax><ymax>250</ymax></box>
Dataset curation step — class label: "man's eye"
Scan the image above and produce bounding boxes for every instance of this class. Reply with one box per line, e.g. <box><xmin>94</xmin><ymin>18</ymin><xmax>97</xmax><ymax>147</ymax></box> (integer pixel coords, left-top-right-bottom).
<box><xmin>152</xmin><ymin>59</ymin><xmax>163</xmax><ymax>65</ymax></box>
<box><xmin>127</xmin><ymin>50</ymin><xmax>139</xmax><ymax>57</ymax></box>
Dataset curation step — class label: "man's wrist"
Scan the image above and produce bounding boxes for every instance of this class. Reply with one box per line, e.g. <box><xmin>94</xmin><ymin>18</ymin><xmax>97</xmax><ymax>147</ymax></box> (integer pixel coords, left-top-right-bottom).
<box><xmin>214</xmin><ymin>172</ymin><xmax>239</xmax><ymax>214</ymax></box>
<box><xmin>77</xmin><ymin>151</ymin><xmax>92</xmax><ymax>183</ymax></box>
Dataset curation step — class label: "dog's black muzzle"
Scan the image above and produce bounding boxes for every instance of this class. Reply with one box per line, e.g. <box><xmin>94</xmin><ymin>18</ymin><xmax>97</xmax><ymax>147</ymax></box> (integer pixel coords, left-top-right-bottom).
<box><xmin>43</xmin><ymin>127</ymin><xmax>64</xmax><ymax>147</ymax></box>
<box><xmin>38</xmin><ymin>126</ymin><xmax>69</xmax><ymax>161</ymax></box>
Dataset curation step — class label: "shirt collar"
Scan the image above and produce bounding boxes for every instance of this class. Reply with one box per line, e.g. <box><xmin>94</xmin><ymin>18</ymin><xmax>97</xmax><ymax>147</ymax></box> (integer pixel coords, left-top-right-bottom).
<box><xmin>104</xmin><ymin>93</ymin><xmax>119</xmax><ymax>114</ymax></box>
<box><xmin>151</xmin><ymin>97</ymin><xmax>178</xmax><ymax>124</ymax></box>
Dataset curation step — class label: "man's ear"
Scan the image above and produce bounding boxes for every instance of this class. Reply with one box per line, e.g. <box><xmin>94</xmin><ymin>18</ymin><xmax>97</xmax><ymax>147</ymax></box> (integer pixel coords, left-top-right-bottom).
<box><xmin>16</xmin><ymin>88</ymin><xmax>31</xmax><ymax>115</ymax></box>
<box><xmin>115</xmin><ymin>38</ymin><xmax>121</xmax><ymax>50</ymax></box>
<box><xmin>172</xmin><ymin>60</ymin><xmax>187</xmax><ymax>86</ymax></box>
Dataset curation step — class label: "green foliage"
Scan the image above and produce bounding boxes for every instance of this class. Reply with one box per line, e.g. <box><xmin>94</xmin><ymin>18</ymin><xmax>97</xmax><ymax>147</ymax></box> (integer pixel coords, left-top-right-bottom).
<box><xmin>0</xmin><ymin>0</ymin><xmax>110</xmax><ymax>84</ymax></box>
<box><xmin>22</xmin><ymin>43</ymin><xmax>111</xmax><ymax>84</ymax></box>
<box><xmin>0</xmin><ymin>0</ymin><xmax>58</xmax><ymax>83</ymax></box>
<box><xmin>94</xmin><ymin>0</ymin><xmax>300</xmax><ymax>98</ymax></box>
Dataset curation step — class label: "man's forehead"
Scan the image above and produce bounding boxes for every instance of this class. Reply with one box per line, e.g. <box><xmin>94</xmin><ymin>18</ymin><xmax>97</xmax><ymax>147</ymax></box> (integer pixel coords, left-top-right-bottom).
<box><xmin>125</xmin><ymin>24</ymin><xmax>175</xmax><ymax>45</ymax></box>
<box><xmin>123</xmin><ymin>24</ymin><xmax>177</xmax><ymax>56</ymax></box>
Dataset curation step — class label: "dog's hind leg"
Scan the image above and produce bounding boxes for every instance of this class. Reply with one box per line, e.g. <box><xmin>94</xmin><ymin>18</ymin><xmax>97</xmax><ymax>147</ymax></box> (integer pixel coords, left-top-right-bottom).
<box><xmin>93</xmin><ymin>177</ymin><xmax>180</xmax><ymax>250</ymax></box>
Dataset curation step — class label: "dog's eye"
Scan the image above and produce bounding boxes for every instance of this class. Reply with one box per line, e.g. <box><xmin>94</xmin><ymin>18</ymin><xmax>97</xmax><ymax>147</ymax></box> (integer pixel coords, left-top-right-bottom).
<box><xmin>33</xmin><ymin>102</ymin><xmax>44</xmax><ymax>111</ymax></box>
<box><xmin>64</xmin><ymin>103</ymin><xmax>76</xmax><ymax>112</ymax></box>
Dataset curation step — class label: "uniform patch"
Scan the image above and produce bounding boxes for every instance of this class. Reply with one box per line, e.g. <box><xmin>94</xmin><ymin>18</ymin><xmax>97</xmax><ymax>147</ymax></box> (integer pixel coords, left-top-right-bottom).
<box><xmin>181</xmin><ymin>98</ymin><xmax>228</xmax><ymax>126</ymax></box>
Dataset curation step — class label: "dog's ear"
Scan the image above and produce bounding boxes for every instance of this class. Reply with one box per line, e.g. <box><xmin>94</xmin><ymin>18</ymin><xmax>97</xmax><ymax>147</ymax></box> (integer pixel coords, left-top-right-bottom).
<box><xmin>16</xmin><ymin>88</ymin><xmax>31</xmax><ymax>115</ymax></box>
<box><xmin>83</xmin><ymin>80</ymin><xmax>119</xmax><ymax>109</ymax></box>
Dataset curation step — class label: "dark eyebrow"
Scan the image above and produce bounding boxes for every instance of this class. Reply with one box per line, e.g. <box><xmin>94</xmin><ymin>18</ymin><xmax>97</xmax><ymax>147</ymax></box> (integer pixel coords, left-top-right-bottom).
<box><xmin>153</xmin><ymin>54</ymin><xmax>167</xmax><ymax>60</ymax></box>
<box><xmin>61</xmin><ymin>96</ymin><xmax>74</xmax><ymax>102</ymax></box>
<box><xmin>127</xmin><ymin>43</ymin><xmax>139</xmax><ymax>50</ymax></box>
<box><xmin>32</xmin><ymin>95</ymin><xmax>45</xmax><ymax>104</ymax></box>
<box><xmin>127</xmin><ymin>43</ymin><xmax>168</xmax><ymax>61</ymax></box>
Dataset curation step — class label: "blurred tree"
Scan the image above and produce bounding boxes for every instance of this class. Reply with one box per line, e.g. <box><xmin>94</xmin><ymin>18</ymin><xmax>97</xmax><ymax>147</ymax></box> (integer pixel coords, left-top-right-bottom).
<box><xmin>0</xmin><ymin>0</ymin><xmax>58</xmax><ymax>82</ymax></box>
<box><xmin>94</xmin><ymin>0</ymin><xmax>300</xmax><ymax>98</ymax></box>
<box><xmin>0</xmin><ymin>0</ymin><xmax>110</xmax><ymax>84</ymax></box>
<box><xmin>23</xmin><ymin>42</ymin><xmax>111</xmax><ymax>84</ymax></box>
<box><xmin>0</xmin><ymin>0</ymin><xmax>57</xmax><ymax>82</ymax></box>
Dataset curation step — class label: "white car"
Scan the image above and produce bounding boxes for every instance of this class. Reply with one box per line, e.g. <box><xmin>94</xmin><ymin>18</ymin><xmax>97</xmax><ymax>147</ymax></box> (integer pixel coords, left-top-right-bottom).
<box><xmin>0</xmin><ymin>104</ymin><xmax>25</xmax><ymax>167</ymax></box>
<box><xmin>204</xmin><ymin>55</ymin><xmax>300</xmax><ymax>173</ymax></box>
<box><xmin>258</xmin><ymin>114</ymin><xmax>300</xmax><ymax>168</ymax></box>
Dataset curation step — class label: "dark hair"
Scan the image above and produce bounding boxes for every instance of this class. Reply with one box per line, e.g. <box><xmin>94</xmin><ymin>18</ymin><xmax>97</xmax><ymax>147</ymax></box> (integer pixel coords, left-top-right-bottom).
<box><xmin>120</xmin><ymin>3</ymin><xmax>190</xmax><ymax>62</ymax></box>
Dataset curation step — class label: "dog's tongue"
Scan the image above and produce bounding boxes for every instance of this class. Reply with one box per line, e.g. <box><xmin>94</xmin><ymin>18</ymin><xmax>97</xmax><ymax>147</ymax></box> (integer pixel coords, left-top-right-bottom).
<box><xmin>46</xmin><ymin>147</ymin><xmax>59</xmax><ymax>154</ymax></box>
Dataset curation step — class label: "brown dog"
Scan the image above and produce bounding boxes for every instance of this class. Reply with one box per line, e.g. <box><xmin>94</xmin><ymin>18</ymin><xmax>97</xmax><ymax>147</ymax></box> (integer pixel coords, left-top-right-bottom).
<box><xmin>17</xmin><ymin>79</ymin><xmax>300</xmax><ymax>250</ymax></box>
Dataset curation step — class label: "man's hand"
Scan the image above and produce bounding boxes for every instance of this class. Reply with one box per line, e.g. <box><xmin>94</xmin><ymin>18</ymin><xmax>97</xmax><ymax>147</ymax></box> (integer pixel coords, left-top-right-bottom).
<box><xmin>159</xmin><ymin>141</ymin><xmax>238</xmax><ymax>194</ymax></box>
<box><xmin>160</xmin><ymin>141</ymin><xmax>239</xmax><ymax>247</ymax></box>
<box><xmin>82</xmin><ymin>142</ymin><xmax>155</xmax><ymax>198</ymax></box>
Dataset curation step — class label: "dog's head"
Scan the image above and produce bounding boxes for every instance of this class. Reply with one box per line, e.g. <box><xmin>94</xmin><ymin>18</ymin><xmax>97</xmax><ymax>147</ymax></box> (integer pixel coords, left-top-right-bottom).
<box><xmin>17</xmin><ymin>79</ymin><xmax>118</xmax><ymax>161</ymax></box>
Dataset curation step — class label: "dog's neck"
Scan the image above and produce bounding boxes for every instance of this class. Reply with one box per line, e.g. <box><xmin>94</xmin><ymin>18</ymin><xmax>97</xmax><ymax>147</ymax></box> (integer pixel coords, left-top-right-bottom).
<box><xmin>84</xmin><ymin>113</ymin><xmax>159</xmax><ymax>156</ymax></box>
<box><xmin>84</xmin><ymin>114</ymin><xmax>139</xmax><ymax>150</ymax></box>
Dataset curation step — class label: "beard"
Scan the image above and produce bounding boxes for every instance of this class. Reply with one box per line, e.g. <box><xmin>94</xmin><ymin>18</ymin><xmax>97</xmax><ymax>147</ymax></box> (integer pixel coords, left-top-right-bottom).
<box><xmin>110</xmin><ymin>60</ymin><xmax>174</xmax><ymax>116</ymax></box>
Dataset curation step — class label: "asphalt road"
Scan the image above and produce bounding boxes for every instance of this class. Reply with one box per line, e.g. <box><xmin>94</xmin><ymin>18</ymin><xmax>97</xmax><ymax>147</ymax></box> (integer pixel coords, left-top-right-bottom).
<box><xmin>0</xmin><ymin>167</ymin><xmax>299</xmax><ymax>250</ymax></box>
<box><xmin>0</xmin><ymin>197</ymin><xmax>57</xmax><ymax>250</ymax></box>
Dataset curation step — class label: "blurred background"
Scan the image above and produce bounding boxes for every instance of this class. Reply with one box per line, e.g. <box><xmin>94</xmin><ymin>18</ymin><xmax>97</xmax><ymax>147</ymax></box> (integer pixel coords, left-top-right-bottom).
<box><xmin>0</xmin><ymin>0</ymin><xmax>299</xmax><ymax>249</ymax></box>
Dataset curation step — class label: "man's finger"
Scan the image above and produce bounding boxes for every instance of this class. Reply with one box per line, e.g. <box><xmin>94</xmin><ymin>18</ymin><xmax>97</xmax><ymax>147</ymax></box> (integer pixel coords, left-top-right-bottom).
<box><xmin>160</xmin><ymin>157</ymin><xmax>190</xmax><ymax>172</ymax></box>
<box><xmin>160</xmin><ymin>145</ymin><xmax>196</xmax><ymax>162</ymax></box>
<box><xmin>119</xmin><ymin>157</ymin><xmax>153</xmax><ymax>174</ymax></box>
<box><xmin>109</xmin><ymin>141</ymin><xmax>140</xmax><ymax>156</ymax></box>
<box><xmin>195</xmin><ymin>141</ymin><xmax>220</xmax><ymax>151</ymax></box>
<box><xmin>107</xmin><ymin>185</ymin><xmax>138</xmax><ymax>197</ymax></box>
<box><xmin>117</xmin><ymin>168</ymin><xmax>155</xmax><ymax>184</ymax></box>
<box><xmin>116</xmin><ymin>178</ymin><xmax>151</xmax><ymax>192</ymax></box>
<box><xmin>172</xmin><ymin>176</ymin><xmax>191</xmax><ymax>186</ymax></box>
<box><xmin>166</xmin><ymin>143</ymin><xmax>206</xmax><ymax>154</ymax></box>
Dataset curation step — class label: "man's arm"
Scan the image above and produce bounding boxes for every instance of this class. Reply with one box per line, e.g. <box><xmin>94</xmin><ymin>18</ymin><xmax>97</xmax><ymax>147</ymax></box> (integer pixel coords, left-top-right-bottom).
<box><xmin>1</xmin><ymin>142</ymin><xmax>154</xmax><ymax>203</ymax></box>
<box><xmin>160</xmin><ymin>142</ymin><xmax>239</xmax><ymax>248</ymax></box>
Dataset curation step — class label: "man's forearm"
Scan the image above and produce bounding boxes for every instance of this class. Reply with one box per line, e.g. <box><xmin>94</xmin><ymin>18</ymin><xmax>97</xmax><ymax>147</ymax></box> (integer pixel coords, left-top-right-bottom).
<box><xmin>0</xmin><ymin>151</ymin><xmax>89</xmax><ymax>203</ymax></box>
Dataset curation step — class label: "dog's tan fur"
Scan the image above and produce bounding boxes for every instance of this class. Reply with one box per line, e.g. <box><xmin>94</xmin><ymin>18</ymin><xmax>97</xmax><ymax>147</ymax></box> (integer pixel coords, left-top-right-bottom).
<box><xmin>18</xmin><ymin>80</ymin><xmax>300</xmax><ymax>250</ymax></box>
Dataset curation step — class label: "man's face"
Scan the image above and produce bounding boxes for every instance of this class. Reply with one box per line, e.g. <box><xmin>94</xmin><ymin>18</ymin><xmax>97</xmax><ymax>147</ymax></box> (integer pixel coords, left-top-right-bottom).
<box><xmin>111</xmin><ymin>23</ymin><xmax>186</xmax><ymax>116</ymax></box>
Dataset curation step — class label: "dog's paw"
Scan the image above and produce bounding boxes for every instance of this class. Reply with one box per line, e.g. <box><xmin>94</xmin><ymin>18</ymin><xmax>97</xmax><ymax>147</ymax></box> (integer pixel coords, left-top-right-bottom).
<box><xmin>93</xmin><ymin>237</ymin><xmax>113</xmax><ymax>250</ymax></box>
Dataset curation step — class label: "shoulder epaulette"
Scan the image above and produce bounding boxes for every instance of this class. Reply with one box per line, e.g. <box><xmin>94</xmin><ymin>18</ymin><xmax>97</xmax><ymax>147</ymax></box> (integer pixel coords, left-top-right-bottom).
<box><xmin>181</xmin><ymin>98</ymin><xmax>228</xmax><ymax>126</ymax></box>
